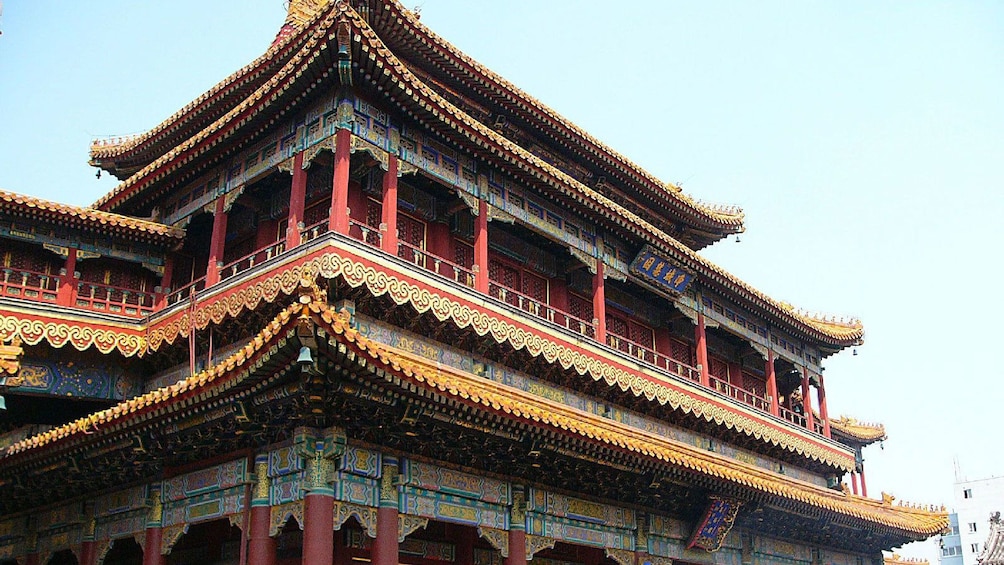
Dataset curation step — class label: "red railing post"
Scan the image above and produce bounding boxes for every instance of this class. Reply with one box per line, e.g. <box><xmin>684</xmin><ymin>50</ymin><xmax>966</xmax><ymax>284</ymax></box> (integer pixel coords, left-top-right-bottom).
<box><xmin>287</xmin><ymin>151</ymin><xmax>307</xmax><ymax>248</ymax></box>
<box><xmin>56</xmin><ymin>248</ymin><xmax>78</xmax><ymax>307</ymax></box>
<box><xmin>381</xmin><ymin>155</ymin><xmax>399</xmax><ymax>254</ymax></box>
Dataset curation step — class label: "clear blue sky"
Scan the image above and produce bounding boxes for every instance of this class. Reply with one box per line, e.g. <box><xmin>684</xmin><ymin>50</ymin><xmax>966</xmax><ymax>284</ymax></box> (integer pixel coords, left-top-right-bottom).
<box><xmin>2</xmin><ymin>1</ymin><xmax>1003</xmax><ymax>559</ymax></box>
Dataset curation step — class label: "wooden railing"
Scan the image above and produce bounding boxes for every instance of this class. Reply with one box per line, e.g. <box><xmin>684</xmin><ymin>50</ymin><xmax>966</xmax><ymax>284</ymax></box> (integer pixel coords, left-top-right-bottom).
<box><xmin>399</xmin><ymin>240</ymin><xmax>475</xmax><ymax>289</ymax></box>
<box><xmin>165</xmin><ymin>277</ymin><xmax>206</xmax><ymax>307</ymax></box>
<box><xmin>0</xmin><ymin>268</ymin><xmax>59</xmax><ymax>303</ymax></box>
<box><xmin>75</xmin><ymin>280</ymin><xmax>155</xmax><ymax>316</ymax></box>
<box><xmin>220</xmin><ymin>239</ymin><xmax>287</xmax><ymax>282</ymax></box>
<box><xmin>607</xmin><ymin>333</ymin><xmax>701</xmax><ymax>383</ymax></box>
<box><xmin>709</xmin><ymin>375</ymin><xmax>772</xmax><ymax>412</ymax></box>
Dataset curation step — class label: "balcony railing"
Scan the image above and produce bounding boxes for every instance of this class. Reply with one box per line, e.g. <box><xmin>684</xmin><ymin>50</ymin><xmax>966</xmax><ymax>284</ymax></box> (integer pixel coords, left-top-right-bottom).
<box><xmin>607</xmin><ymin>333</ymin><xmax>700</xmax><ymax>383</ymax></box>
<box><xmin>165</xmin><ymin>277</ymin><xmax>206</xmax><ymax>307</ymax></box>
<box><xmin>399</xmin><ymin>240</ymin><xmax>475</xmax><ymax>289</ymax></box>
<box><xmin>39</xmin><ymin>219</ymin><xmax>820</xmax><ymax>439</ymax></box>
<box><xmin>710</xmin><ymin>375</ymin><xmax>772</xmax><ymax>412</ymax></box>
<box><xmin>0</xmin><ymin>268</ymin><xmax>59</xmax><ymax>303</ymax></box>
<box><xmin>220</xmin><ymin>239</ymin><xmax>287</xmax><ymax>282</ymax></box>
<box><xmin>75</xmin><ymin>280</ymin><xmax>155</xmax><ymax>316</ymax></box>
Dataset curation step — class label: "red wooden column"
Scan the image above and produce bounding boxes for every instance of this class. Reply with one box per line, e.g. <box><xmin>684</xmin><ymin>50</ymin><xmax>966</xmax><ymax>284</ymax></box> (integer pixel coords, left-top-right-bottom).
<box><xmin>634</xmin><ymin>514</ymin><xmax>649</xmax><ymax>565</ymax></box>
<box><xmin>859</xmin><ymin>465</ymin><xmax>869</xmax><ymax>498</ymax></box>
<box><xmin>800</xmin><ymin>367</ymin><xmax>815</xmax><ymax>432</ymax></box>
<box><xmin>850</xmin><ymin>472</ymin><xmax>859</xmax><ymax>495</ymax></box>
<box><xmin>56</xmin><ymin>247</ymin><xmax>78</xmax><ymax>307</ymax></box>
<box><xmin>766</xmin><ymin>350</ymin><xmax>779</xmax><ymax>416</ymax></box>
<box><xmin>592</xmin><ymin>261</ymin><xmax>607</xmax><ymax>345</ymax></box>
<box><xmin>474</xmin><ymin>200</ymin><xmax>489</xmax><ymax>294</ymax></box>
<box><xmin>381</xmin><ymin>156</ymin><xmax>399</xmax><ymax>254</ymax></box>
<box><xmin>817</xmin><ymin>372</ymin><xmax>831</xmax><ymax>438</ymax></box>
<box><xmin>454</xmin><ymin>527</ymin><xmax>475</xmax><ymax>565</ymax></box>
<box><xmin>143</xmin><ymin>488</ymin><xmax>166</xmax><ymax>565</ymax></box>
<box><xmin>80</xmin><ymin>504</ymin><xmax>97</xmax><ymax>565</ymax></box>
<box><xmin>248</xmin><ymin>455</ymin><xmax>276</xmax><ymax>565</ymax></box>
<box><xmin>287</xmin><ymin>152</ymin><xmax>307</xmax><ymax>248</ymax></box>
<box><xmin>301</xmin><ymin>446</ymin><xmax>335</xmax><ymax>565</ymax></box>
<box><xmin>205</xmin><ymin>197</ymin><xmax>229</xmax><ymax>287</ymax></box>
<box><xmin>506</xmin><ymin>488</ymin><xmax>527</xmax><ymax>565</ymax></box>
<box><xmin>695</xmin><ymin>313</ymin><xmax>710</xmax><ymax>387</ymax></box>
<box><xmin>329</xmin><ymin>129</ymin><xmax>352</xmax><ymax>234</ymax></box>
<box><xmin>155</xmin><ymin>254</ymin><xmax>174</xmax><ymax>311</ymax></box>
<box><xmin>24</xmin><ymin>553</ymin><xmax>38</xmax><ymax>565</ymax></box>
<box><xmin>372</xmin><ymin>458</ymin><xmax>399</xmax><ymax>565</ymax></box>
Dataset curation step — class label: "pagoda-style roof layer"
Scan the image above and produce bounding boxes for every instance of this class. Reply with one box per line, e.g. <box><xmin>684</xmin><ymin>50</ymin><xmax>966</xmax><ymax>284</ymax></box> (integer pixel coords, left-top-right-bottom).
<box><xmin>884</xmin><ymin>555</ymin><xmax>930</xmax><ymax>565</ymax></box>
<box><xmin>87</xmin><ymin>15</ymin><xmax>314</xmax><ymax>180</ymax></box>
<box><xmin>1</xmin><ymin>295</ymin><xmax>946</xmax><ymax>540</ymax></box>
<box><xmin>85</xmin><ymin>2</ymin><xmax>861</xmax><ymax>350</ymax></box>
<box><xmin>368</xmin><ymin>0</ymin><xmax>744</xmax><ymax>243</ymax></box>
<box><xmin>831</xmin><ymin>416</ymin><xmax>887</xmax><ymax>445</ymax></box>
<box><xmin>0</xmin><ymin>189</ymin><xmax>183</xmax><ymax>244</ymax></box>
<box><xmin>980</xmin><ymin>515</ymin><xmax>1004</xmax><ymax>565</ymax></box>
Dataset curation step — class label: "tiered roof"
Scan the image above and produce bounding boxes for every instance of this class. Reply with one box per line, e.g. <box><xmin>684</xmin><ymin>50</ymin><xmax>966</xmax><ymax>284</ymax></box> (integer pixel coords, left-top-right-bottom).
<box><xmin>831</xmin><ymin>416</ymin><xmax>887</xmax><ymax>446</ymax></box>
<box><xmin>980</xmin><ymin>514</ymin><xmax>1004</xmax><ymax>565</ymax></box>
<box><xmin>1</xmin><ymin>293</ymin><xmax>947</xmax><ymax>540</ymax></box>
<box><xmin>0</xmin><ymin>188</ymin><xmax>183</xmax><ymax>243</ymax></box>
<box><xmin>83</xmin><ymin>1</ymin><xmax>862</xmax><ymax>352</ymax></box>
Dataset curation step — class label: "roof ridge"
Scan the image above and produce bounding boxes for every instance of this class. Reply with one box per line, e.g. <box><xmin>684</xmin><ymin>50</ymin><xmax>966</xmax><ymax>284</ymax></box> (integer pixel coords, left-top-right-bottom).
<box><xmin>0</xmin><ymin>188</ymin><xmax>183</xmax><ymax>238</ymax></box>
<box><xmin>381</xmin><ymin>0</ymin><xmax>744</xmax><ymax>227</ymax></box>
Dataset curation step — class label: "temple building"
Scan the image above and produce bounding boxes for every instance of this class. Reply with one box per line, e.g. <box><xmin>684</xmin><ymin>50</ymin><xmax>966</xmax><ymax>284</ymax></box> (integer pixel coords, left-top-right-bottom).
<box><xmin>0</xmin><ymin>2</ymin><xmax>947</xmax><ymax>565</ymax></box>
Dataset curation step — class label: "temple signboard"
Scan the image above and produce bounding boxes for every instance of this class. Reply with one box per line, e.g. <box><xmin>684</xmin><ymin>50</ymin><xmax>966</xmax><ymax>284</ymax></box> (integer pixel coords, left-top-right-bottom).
<box><xmin>629</xmin><ymin>245</ymin><xmax>695</xmax><ymax>296</ymax></box>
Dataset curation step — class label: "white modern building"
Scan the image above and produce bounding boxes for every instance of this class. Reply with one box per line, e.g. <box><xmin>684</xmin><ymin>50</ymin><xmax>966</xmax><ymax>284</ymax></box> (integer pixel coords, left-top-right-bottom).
<box><xmin>948</xmin><ymin>476</ymin><xmax>1004</xmax><ymax>565</ymax></box>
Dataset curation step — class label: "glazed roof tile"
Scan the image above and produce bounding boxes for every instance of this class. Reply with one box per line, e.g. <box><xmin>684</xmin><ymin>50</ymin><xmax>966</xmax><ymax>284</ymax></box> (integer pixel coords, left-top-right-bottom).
<box><xmin>979</xmin><ymin>516</ymin><xmax>1004</xmax><ymax>565</ymax></box>
<box><xmin>2</xmin><ymin>296</ymin><xmax>944</xmax><ymax>538</ymax></box>
<box><xmin>377</xmin><ymin>0</ymin><xmax>745</xmax><ymax>232</ymax></box>
<box><xmin>0</xmin><ymin>189</ymin><xmax>183</xmax><ymax>242</ymax></box>
<box><xmin>88</xmin><ymin>10</ymin><xmax>312</xmax><ymax>169</ymax></box>
<box><xmin>831</xmin><ymin>416</ymin><xmax>887</xmax><ymax>444</ymax></box>
<box><xmin>86</xmin><ymin>2</ymin><xmax>861</xmax><ymax>347</ymax></box>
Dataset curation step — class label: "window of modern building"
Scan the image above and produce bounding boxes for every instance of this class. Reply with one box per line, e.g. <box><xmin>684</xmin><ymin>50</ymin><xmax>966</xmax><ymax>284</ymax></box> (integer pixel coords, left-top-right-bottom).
<box><xmin>971</xmin><ymin>543</ymin><xmax>980</xmax><ymax>553</ymax></box>
<box><xmin>969</xmin><ymin>522</ymin><xmax>978</xmax><ymax>533</ymax></box>
<box><xmin>964</xmin><ymin>488</ymin><xmax>973</xmax><ymax>499</ymax></box>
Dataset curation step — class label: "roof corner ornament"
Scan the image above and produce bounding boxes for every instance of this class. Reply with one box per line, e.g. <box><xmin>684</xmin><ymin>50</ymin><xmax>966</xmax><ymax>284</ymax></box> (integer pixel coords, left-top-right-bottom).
<box><xmin>336</xmin><ymin>20</ymin><xmax>353</xmax><ymax>86</ymax></box>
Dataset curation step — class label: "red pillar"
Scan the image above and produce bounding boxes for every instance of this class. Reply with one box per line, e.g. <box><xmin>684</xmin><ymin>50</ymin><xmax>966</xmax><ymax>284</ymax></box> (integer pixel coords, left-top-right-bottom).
<box><xmin>57</xmin><ymin>247</ymin><xmax>78</xmax><ymax>307</ymax></box>
<box><xmin>143</xmin><ymin>524</ymin><xmax>165</xmax><ymax>565</ymax></box>
<box><xmin>302</xmin><ymin>486</ymin><xmax>334</xmax><ymax>565</ymax></box>
<box><xmin>695</xmin><ymin>313</ymin><xmax>709</xmax><ymax>387</ymax></box>
<box><xmin>506</xmin><ymin>490</ymin><xmax>527</xmax><ymax>565</ymax></box>
<box><xmin>249</xmin><ymin>456</ymin><xmax>276</xmax><ymax>565</ymax></box>
<box><xmin>287</xmin><ymin>152</ymin><xmax>307</xmax><ymax>248</ymax></box>
<box><xmin>859</xmin><ymin>465</ymin><xmax>869</xmax><ymax>498</ymax></box>
<box><xmin>372</xmin><ymin>459</ymin><xmax>399</xmax><ymax>565</ymax></box>
<box><xmin>800</xmin><ymin>367</ymin><xmax>815</xmax><ymax>431</ymax></box>
<box><xmin>592</xmin><ymin>261</ymin><xmax>606</xmax><ymax>345</ymax></box>
<box><xmin>155</xmin><ymin>253</ymin><xmax>174</xmax><ymax>310</ymax></box>
<box><xmin>474</xmin><ymin>200</ymin><xmax>489</xmax><ymax>294</ymax></box>
<box><xmin>454</xmin><ymin>527</ymin><xmax>475</xmax><ymax>565</ymax></box>
<box><xmin>766</xmin><ymin>350</ymin><xmax>779</xmax><ymax>417</ymax></box>
<box><xmin>329</xmin><ymin>128</ymin><xmax>352</xmax><ymax>234</ymax></box>
<box><xmin>817</xmin><ymin>373</ymin><xmax>831</xmax><ymax>438</ymax></box>
<box><xmin>206</xmin><ymin>197</ymin><xmax>228</xmax><ymax>287</ymax></box>
<box><xmin>851</xmin><ymin>472</ymin><xmax>859</xmax><ymax>495</ymax></box>
<box><xmin>80</xmin><ymin>540</ymin><xmax>95</xmax><ymax>565</ymax></box>
<box><xmin>381</xmin><ymin>156</ymin><xmax>399</xmax><ymax>254</ymax></box>
<box><xmin>24</xmin><ymin>554</ymin><xmax>39</xmax><ymax>565</ymax></box>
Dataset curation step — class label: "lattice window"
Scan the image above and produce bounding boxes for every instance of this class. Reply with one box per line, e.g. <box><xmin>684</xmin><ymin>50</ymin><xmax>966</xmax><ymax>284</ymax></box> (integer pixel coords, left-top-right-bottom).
<box><xmin>708</xmin><ymin>356</ymin><xmax>729</xmax><ymax>380</ymax></box>
<box><xmin>303</xmin><ymin>200</ymin><xmax>329</xmax><ymax>227</ymax></box>
<box><xmin>397</xmin><ymin>213</ymin><xmax>426</xmax><ymax>266</ymax></box>
<box><xmin>569</xmin><ymin>293</ymin><xmax>593</xmax><ymax>322</ymax></box>
<box><xmin>364</xmin><ymin>199</ymin><xmax>382</xmax><ymax>246</ymax></box>
<box><xmin>670</xmin><ymin>338</ymin><xmax>695</xmax><ymax>367</ymax></box>
<box><xmin>743</xmin><ymin>371</ymin><xmax>767</xmax><ymax>398</ymax></box>
<box><xmin>454</xmin><ymin>242</ymin><xmax>473</xmax><ymax>269</ymax></box>
<box><xmin>628</xmin><ymin>321</ymin><xmax>654</xmax><ymax>350</ymax></box>
<box><xmin>522</xmin><ymin>272</ymin><xmax>547</xmax><ymax>304</ymax></box>
<box><xmin>489</xmin><ymin>257</ymin><xmax>521</xmax><ymax>307</ymax></box>
<box><xmin>606</xmin><ymin>313</ymin><xmax>630</xmax><ymax>353</ymax></box>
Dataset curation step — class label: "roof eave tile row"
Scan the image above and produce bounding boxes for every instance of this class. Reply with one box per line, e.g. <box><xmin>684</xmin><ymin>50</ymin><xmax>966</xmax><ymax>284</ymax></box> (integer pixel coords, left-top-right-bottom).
<box><xmin>2</xmin><ymin>297</ymin><xmax>946</xmax><ymax>539</ymax></box>
<box><xmin>87</xmin><ymin>5</ymin><xmax>320</xmax><ymax>176</ymax></box>
<box><xmin>0</xmin><ymin>189</ymin><xmax>184</xmax><ymax>242</ymax></box>
<box><xmin>375</xmin><ymin>0</ymin><xmax>745</xmax><ymax>233</ymax></box>
<box><xmin>86</xmin><ymin>2</ymin><xmax>861</xmax><ymax>347</ymax></box>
